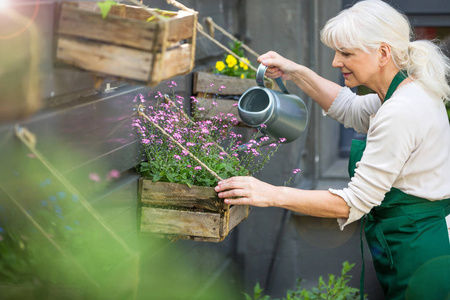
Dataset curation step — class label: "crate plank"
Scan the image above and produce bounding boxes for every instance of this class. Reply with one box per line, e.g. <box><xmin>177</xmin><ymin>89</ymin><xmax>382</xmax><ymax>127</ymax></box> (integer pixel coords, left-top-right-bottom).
<box><xmin>193</xmin><ymin>71</ymin><xmax>257</xmax><ymax>96</ymax></box>
<box><xmin>194</xmin><ymin>97</ymin><xmax>241</xmax><ymax>122</ymax></box>
<box><xmin>57</xmin><ymin>3</ymin><xmax>160</xmax><ymax>51</ymax></box>
<box><xmin>140</xmin><ymin>207</ymin><xmax>221</xmax><ymax>238</ymax></box>
<box><xmin>140</xmin><ymin>180</ymin><xmax>224</xmax><ymax>212</ymax></box>
<box><xmin>138</xmin><ymin>180</ymin><xmax>249</xmax><ymax>242</ymax></box>
<box><xmin>57</xmin><ymin>36</ymin><xmax>153</xmax><ymax>82</ymax></box>
<box><xmin>55</xmin><ymin>2</ymin><xmax>197</xmax><ymax>85</ymax></box>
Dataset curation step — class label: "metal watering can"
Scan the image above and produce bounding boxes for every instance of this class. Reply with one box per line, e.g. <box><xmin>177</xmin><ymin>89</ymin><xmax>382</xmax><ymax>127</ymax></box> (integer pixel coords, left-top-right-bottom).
<box><xmin>238</xmin><ymin>64</ymin><xmax>309</xmax><ymax>143</ymax></box>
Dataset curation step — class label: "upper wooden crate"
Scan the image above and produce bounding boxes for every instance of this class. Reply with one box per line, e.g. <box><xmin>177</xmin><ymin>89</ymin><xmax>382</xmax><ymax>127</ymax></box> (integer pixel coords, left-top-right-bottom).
<box><xmin>55</xmin><ymin>2</ymin><xmax>197</xmax><ymax>86</ymax></box>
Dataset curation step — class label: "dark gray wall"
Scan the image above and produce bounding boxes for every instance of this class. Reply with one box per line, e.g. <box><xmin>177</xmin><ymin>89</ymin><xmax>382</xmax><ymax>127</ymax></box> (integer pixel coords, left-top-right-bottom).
<box><xmin>8</xmin><ymin>0</ymin><xmax>449</xmax><ymax>299</ymax></box>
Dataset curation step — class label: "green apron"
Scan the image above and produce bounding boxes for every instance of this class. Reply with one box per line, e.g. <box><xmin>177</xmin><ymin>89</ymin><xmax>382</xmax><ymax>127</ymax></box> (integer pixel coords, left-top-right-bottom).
<box><xmin>348</xmin><ymin>71</ymin><xmax>450</xmax><ymax>300</ymax></box>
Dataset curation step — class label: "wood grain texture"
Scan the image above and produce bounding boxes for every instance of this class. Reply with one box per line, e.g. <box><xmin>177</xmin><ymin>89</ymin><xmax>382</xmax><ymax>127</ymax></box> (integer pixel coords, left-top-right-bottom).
<box><xmin>55</xmin><ymin>2</ymin><xmax>197</xmax><ymax>85</ymax></box>
<box><xmin>138</xmin><ymin>180</ymin><xmax>250</xmax><ymax>242</ymax></box>
<box><xmin>56</xmin><ymin>36</ymin><xmax>153</xmax><ymax>82</ymax></box>
<box><xmin>140</xmin><ymin>207</ymin><xmax>221</xmax><ymax>238</ymax></box>
<box><xmin>194</xmin><ymin>97</ymin><xmax>241</xmax><ymax>122</ymax></box>
<box><xmin>140</xmin><ymin>179</ymin><xmax>225</xmax><ymax>212</ymax></box>
<box><xmin>193</xmin><ymin>72</ymin><xmax>257</xmax><ymax>95</ymax></box>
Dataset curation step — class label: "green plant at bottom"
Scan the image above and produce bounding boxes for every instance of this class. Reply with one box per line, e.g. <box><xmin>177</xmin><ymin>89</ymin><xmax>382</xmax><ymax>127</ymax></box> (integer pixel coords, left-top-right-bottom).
<box><xmin>244</xmin><ymin>261</ymin><xmax>367</xmax><ymax>300</ymax></box>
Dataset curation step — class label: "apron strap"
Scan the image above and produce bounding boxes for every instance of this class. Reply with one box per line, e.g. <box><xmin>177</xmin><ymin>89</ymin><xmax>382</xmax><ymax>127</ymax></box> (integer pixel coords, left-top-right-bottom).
<box><xmin>359</xmin><ymin>216</ymin><xmax>366</xmax><ymax>300</ymax></box>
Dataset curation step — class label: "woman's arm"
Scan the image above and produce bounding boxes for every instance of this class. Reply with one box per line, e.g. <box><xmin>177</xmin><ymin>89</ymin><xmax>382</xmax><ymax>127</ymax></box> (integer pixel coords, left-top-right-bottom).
<box><xmin>215</xmin><ymin>176</ymin><xmax>350</xmax><ymax>219</ymax></box>
<box><xmin>258</xmin><ymin>51</ymin><xmax>342</xmax><ymax>112</ymax></box>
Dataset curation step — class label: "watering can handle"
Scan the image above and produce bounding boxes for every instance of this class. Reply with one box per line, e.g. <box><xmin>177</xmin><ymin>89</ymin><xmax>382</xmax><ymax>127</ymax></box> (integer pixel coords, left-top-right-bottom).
<box><xmin>256</xmin><ymin>64</ymin><xmax>290</xmax><ymax>94</ymax></box>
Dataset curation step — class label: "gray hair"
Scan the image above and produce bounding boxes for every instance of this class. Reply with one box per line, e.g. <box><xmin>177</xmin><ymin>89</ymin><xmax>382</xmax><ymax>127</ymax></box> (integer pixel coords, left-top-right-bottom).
<box><xmin>320</xmin><ymin>0</ymin><xmax>450</xmax><ymax>101</ymax></box>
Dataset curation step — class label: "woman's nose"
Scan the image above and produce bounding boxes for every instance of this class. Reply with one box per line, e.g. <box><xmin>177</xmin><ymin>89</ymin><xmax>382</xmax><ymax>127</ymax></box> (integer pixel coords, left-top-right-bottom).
<box><xmin>332</xmin><ymin>53</ymin><xmax>343</xmax><ymax>68</ymax></box>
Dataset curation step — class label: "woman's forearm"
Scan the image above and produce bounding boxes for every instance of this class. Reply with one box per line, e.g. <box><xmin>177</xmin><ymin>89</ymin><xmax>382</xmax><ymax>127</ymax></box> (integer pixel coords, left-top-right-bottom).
<box><xmin>273</xmin><ymin>187</ymin><xmax>350</xmax><ymax>219</ymax></box>
<box><xmin>290</xmin><ymin>65</ymin><xmax>342</xmax><ymax>112</ymax></box>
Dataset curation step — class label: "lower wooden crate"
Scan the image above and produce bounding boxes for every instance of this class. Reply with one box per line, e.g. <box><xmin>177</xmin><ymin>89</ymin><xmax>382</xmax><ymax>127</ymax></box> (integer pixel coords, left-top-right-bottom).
<box><xmin>138</xmin><ymin>179</ymin><xmax>249</xmax><ymax>242</ymax></box>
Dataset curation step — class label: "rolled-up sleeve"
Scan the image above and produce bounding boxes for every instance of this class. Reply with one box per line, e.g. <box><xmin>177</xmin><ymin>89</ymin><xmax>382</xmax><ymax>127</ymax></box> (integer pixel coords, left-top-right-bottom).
<box><xmin>323</xmin><ymin>87</ymin><xmax>381</xmax><ymax>133</ymax></box>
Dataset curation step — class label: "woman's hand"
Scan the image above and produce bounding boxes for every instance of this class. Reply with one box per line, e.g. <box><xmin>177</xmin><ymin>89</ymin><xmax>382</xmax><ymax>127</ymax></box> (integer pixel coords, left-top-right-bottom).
<box><xmin>257</xmin><ymin>51</ymin><xmax>300</xmax><ymax>81</ymax></box>
<box><xmin>214</xmin><ymin>176</ymin><xmax>279</xmax><ymax>207</ymax></box>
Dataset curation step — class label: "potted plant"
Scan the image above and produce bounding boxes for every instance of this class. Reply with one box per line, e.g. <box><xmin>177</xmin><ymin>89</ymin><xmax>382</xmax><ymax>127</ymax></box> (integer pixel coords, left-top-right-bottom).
<box><xmin>192</xmin><ymin>41</ymin><xmax>268</xmax><ymax>123</ymax></box>
<box><xmin>134</xmin><ymin>82</ymin><xmax>286</xmax><ymax>242</ymax></box>
<box><xmin>243</xmin><ymin>261</ymin><xmax>368</xmax><ymax>300</ymax></box>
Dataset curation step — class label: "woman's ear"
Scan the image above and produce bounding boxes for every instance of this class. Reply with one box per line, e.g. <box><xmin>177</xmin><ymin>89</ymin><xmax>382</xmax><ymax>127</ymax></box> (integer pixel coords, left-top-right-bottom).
<box><xmin>379</xmin><ymin>43</ymin><xmax>391</xmax><ymax>67</ymax></box>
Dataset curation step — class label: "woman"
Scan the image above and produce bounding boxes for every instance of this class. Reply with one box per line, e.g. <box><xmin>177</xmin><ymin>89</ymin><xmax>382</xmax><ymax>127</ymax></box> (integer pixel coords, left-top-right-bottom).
<box><xmin>215</xmin><ymin>0</ymin><xmax>450</xmax><ymax>299</ymax></box>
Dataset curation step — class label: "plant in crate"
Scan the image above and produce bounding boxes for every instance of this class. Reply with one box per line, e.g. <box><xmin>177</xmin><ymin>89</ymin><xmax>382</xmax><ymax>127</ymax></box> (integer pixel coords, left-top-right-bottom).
<box><xmin>213</xmin><ymin>40</ymin><xmax>256</xmax><ymax>79</ymax></box>
<box><xmin>133</xmin><ymin>83</ymin><xmax>285</xmax><ymax>242</ymax></box>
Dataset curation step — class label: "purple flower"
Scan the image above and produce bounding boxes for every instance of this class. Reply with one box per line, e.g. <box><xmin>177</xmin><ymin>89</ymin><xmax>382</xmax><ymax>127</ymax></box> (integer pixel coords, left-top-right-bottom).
<box><xmin>292</xmin><ymin>169</ymin><xmax>301</xmax><ymax>174</ymax></box>
<box><xmin>174</xmin><ymin>155</ymin><xmax>181</xmax><ymax>160</ymax></box>
<box><xmin>194</xmin><ymin>166</ymin><xmax>202</xmax><ymax>171</ymax></box>
<box><xmin>279</xmin><ymin>138</ymin><xmax>287</xmax><ymax>143</ymax></box>
<box><xmin>89</xmin><ymin>173</ymin><xmax>101</xmax><ymax>182</ymax></box>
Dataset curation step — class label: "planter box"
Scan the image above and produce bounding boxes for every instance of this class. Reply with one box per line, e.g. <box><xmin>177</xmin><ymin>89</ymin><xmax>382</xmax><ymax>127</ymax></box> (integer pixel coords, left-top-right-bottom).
<box><xmin>55</xmin><ymin>2</ymin><xmax>197</xmax><ymax>86</ymax></box>
<box><xmin>138</xmin><ymin>179</ymin><xmax>249</xmax><ymax>242</ymax></box>
<box><xmin>192</xmin><ymin>71</ymin><xmax>274</xmax><ymax>122</ymax></box>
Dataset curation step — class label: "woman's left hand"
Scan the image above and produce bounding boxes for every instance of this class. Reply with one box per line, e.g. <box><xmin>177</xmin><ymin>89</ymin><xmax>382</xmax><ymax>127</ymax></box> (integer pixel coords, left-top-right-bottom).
<box><xmin>214</xmin><ymin>176</ymin><xmax>279</xmax><ymax>207</ymax></box>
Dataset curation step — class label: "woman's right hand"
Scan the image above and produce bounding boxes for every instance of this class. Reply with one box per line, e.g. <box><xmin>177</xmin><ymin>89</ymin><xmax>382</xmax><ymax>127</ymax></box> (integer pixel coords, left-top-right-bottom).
<box><xmin>257</xmin><ymin>51</ymin><xmax>299</xmax><ymax>81</ymax></box>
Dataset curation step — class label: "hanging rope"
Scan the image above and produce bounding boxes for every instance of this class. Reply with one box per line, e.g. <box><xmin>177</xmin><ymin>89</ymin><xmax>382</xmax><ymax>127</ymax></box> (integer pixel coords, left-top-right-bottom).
<box><xmin>205</xmin><ymin>17</ymin><xmax>260</xmax><ymax>59</ymax></box>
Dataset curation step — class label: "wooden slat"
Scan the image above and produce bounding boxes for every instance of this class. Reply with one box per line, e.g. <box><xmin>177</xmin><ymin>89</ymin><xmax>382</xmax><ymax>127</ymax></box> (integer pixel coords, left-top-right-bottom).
<box><xmin>228</xmin><ymin>205</ymin><xmax>250</xmax><ymax>231</ymax></box>
<box><xmin>150</xmin><ymin>43</ymin><xmax>193</xmax><ymax>84</ymax></box>
<box><xmin>140</xmin><ymin>207</ymin><xmax>221</xmax><ymax>238</ymax></box>
<box><xmin>58</xmin><ymin>3</ymin><xmax>160</xmax><ymax>51</ymax></box>
<box><xmin>140</xmin><ymin>180</ymin><xmax>225</xmax><ymax>212</ymax></box>
<box><xmin>56</xmin><ymin>36</ymin><xmax>153</xmax><ymax>82</ymax></box>
<box><xmin>194</xmin><ymin>97</ymin><xmax>242</xmax><ymax>122</ymax></box>
<box><xmin>58</xmin><ymin>3</ymin><xmax>196</xmax><ymax>51</ymax></box>
<box><xmin>193</xmin><ymin>72</ymin><xmax>257</xmax><ymax>95</ymax></box>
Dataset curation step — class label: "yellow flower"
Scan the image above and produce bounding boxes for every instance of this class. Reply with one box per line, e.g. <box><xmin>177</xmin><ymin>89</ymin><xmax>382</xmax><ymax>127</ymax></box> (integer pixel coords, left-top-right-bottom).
<box><xmin>240</xmin><ymin>74</ymin><xmax>245</xmax><ymax>79</ymax></box>
<box><xmin>226</xmin><ymin>55</ymin><xmax>238</xmax><ymax>68</ymax></box>
<box><xmin>240</xmin><ymin>58</ymin><xmax>249</xmax><ymax>70</ymax></box>
<box><xmin>215</xmin><ymin>61</ymin><xmax>226</xmax><ymax>72</ymax></box>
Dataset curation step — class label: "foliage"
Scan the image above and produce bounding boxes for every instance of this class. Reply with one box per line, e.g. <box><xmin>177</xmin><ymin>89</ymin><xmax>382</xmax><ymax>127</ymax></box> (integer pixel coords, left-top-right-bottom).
<box><xmin>213</xmin><ymin>41</ymin><xmax>256</xmax><ymax>79</ymax></box>
<box><xmin>134</xmin><ymin>82</ymin><xmax>285</xmax><ymax>187</ymax></box>
<box><xmin>97</xmin><ymin>1</ymin><xmax>117</xmax><ymax>19</ymax></box>
<box><xmin>243</xmin><ymin>261</ymin><xmax>367</xmax><ymax>300</ymax></box>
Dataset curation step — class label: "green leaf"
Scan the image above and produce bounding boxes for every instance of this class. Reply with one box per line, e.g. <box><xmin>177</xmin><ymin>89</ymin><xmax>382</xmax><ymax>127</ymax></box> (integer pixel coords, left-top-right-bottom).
<box><xmin>152</xmin><ymin>174</ymin><xmax>162</xmax><ymax>182</ymax></box>
<box><xmin>97</xmin><ymin>1</ymin><xmax>117</xmax><ymax>19</ymax></box>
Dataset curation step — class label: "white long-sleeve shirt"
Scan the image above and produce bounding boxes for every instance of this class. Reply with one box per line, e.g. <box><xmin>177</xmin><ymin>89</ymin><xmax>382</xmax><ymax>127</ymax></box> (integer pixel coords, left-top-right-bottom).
<box><xmin>324</xmin><ymin>83</ymin><xmax>450</xmax><ymax>235</ymax></box>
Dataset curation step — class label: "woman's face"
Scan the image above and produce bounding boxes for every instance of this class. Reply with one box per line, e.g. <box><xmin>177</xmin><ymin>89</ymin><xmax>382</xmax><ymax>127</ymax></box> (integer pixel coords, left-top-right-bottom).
<box><xmin>332</xmin><ymin>47</ymin><xmax>379</xmax><ymax>88</ymax></box>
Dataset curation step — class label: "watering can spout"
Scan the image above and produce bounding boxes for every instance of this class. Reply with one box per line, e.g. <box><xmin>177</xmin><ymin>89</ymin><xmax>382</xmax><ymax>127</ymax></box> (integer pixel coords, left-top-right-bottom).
<box><xmin>238</xmin><ymin>64</ymin><xmax>309</xmax><ymax>143</ymax></box>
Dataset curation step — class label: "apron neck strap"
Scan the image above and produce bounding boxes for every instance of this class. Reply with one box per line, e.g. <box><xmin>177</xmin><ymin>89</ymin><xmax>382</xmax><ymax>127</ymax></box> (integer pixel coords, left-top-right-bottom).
<box><xmin>384</xmin><ymin>70</ymin><xmax>408</xmax><ymax>102</ymax></box>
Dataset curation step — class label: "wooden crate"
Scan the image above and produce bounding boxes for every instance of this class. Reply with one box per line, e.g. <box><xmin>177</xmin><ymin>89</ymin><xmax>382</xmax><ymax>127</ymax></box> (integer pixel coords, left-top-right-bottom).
<box><xmin>192</xmin><ymin>71</ymin><xmax>274</xmax><ymax>122</ymax></box>
<box><xmin>138</xmin><ymin>179</ymin><xmax>249</xmax><ymax>242</ymax></box>
<box><xmin>55</xmin><ymin>2</ymin><xmax>197</xmax><ymax>86</ymax></box>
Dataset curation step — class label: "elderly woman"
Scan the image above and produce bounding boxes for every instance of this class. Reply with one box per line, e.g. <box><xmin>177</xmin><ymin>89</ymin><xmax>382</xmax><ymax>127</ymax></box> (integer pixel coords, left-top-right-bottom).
<box><xmin>215</xmin><ymin>0</ymin><xmax>450</xmax><ymax>299</ymax></box>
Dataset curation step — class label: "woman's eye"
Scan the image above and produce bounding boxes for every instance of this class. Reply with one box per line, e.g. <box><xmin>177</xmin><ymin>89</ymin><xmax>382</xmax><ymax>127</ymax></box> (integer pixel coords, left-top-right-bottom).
<box><xmin>342</xmin><ymin>52</ymin><xmax>351</xmax><ymax>57</ymax></box>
